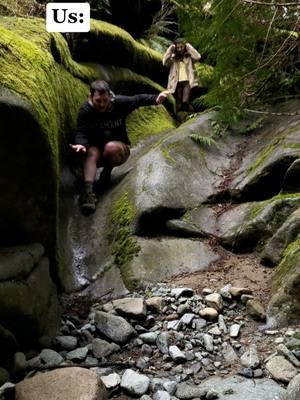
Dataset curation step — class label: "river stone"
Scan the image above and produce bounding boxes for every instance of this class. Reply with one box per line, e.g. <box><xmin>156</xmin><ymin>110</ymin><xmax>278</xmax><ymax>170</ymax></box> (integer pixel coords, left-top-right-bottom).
<box><xmin>222</xmin><ymin>343</ymin><xmax>239</xmax><ymax>364</ymax></box>
<box><xmin>180</xmin><ymin>313</ymin><xmax>195</xmax><ymax>326</ymax></box>
<box><xmin>0</xmin><ymin>243</ymin><xmax>44</xmax><ymax>281</ymax></box>
<box><xmin>100</xmin><ymin>373</ymin><xmax>121</xmax><ymax>389</ymax></box>
<box><xmin>120</xmin><ymin>369</ymin><xmax>150</xmax><ymax>396</ymax></box>
<box><xmin>40</xmin><ymin>349</ymin><xmax>63</xmax><ymax>368</ymax></box>
<box><xmin>199</xmin><ymin>375</ymin><xmax>286</xmax><ymax>400</ymax></box>
<box><xmin>145</xmin><ymin>297</ymin><xmax>164</xmax><ymax>313</ymax></box>
<box><xmin>265</xmin><ymin>355</ymin><xmax>298</xmax><ymax>383</ymax></box>
<box><xmin>230</xmin><ymin>324</ymin><xmax>241</xmax><ymax>338</ymax></box>
<box><xmin>156</xmin><ymin>332</ymin><xmax>170</xmax><ymax>354</ymax></box>
<box><xmin>176</xmin><ymin>383</ymin><xmax>207</xmax><ymax>399</ymax></box>
<box><xmin>199</xmin><ymin>308</ymin><xmax>218</xmax><ymax>321</ymax></box>
<box><xmin>203</xmin><ymin>334</ymin><xmax>214</xmax><ymax>352</ymax></box>
<box><xmin>55</xmin><ymin>335</ymin><xmax>78</xmax><ymax>350</ymax></box>
<box><xmin>285</xmin><ymin>374</ymin><xmax>300</xmax><ymax>400</ymax></box>
<box><xmin>153</xmin><ymin>390</ymin><xmax>171</xmax><ymax>400</ymax></box>
<box><xmin>177</xmin><ymin>303</ymin><xmax>191</xmax><ymax>315</ymax></box>
<box><xmin>171</xmin><ymin>288</ymin><xmax>194</xmax><ymax>299</ymax></box>
<box><xmin>230</xmin><ymin>287</ymin><xmax>252</xmax><ymax>297</ymax></box>
<box><xmin>193</xmin><ymin>318</ymin><xmax>207</xmax><ymax>330</ymax></box>
<box><xmin>126</xmin><ymin>238</ymin><xmax>219</xmax><ymax>285</ymax></box>
<box><xmin>205</xmin><ymin>293</ymin><xmax>223</xmax><ymax>312</ymax></box>
<box><xmin>246</xmin><ymin>300</ymin><xmax>266</xmax><ymax>321</ymax></box>
<box><xmin>92</xmin><ymin>338</ymin><xmax>120</xmax><ymax>359</ymax></box>
<box><xmin>240</xmin><ymin>347</ymin><xmax>260</xmax><ymax>369</ymax></box>
<box><xmin>66</xmin><ymin>347</ymin><xmax>88</xmax><ymax>361</ymax></box>
<box><xmin>0</xmin><ymin>382</ymin><xmax>15</xmax><ymax>399</ymax></box>
<box><xmin>15</xmin><ymin>367</ymin><xmax>107</xmax><ymax>400</ymax></box>
<box><xmin>94</xmin><ymin>311</ymin><xmax>136</xmax><ymax>344</ymax></box>
<box><xmin>169</xmin><ymin>346</ymin><xmax>186</xmax><ymax>363</ymax></box>
<box><xmin>12</xmin><ymin>352</ymin><xmax>27</xmax><ymax>374</ymax></box>
<box><xmin>150</xmin><ymin>378</ymin><xmax>168</xmax><ymax>392</ymax></box>
<box><xmin>218</xmin><ymin>315</ymin><xmax>227</xmax><ymax>333</ymax></box>
<box><xmin>208</xmin><ymin>326</ymin><xmax>222</xmax><ymax>336</ymax></box>
<box><xmin>277</xmin><ymin>343</ymin><xmax>300</xmax><ymax>368</ymax></box>
<box><xmin>140</xmin><ymin>332</ymin><xmax>159</xmax><ymax>344</ymax></box>
<box><xmin>112</xmin><ymin>297</ymin><xmax>147</xmax><ymax>319</ymax></box>
<box><xmin>163</xmin><ymin>381</ymin><xmax>177</xmax><ymax>395</ymax></box>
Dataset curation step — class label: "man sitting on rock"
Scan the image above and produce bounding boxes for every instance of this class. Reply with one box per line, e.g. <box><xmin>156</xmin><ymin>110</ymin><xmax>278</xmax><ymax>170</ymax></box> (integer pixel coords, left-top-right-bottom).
<box><xmin>71</xmin><ymin>80</ymin><xmax>167</xmax><ymax>215</ymax></box>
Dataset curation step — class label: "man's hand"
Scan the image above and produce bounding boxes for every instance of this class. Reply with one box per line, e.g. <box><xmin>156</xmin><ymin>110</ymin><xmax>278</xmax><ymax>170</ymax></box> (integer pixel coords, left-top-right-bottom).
<box><xmin>70</xmin><ymin>144</ymin><xmax>87</xmax><ymax>153</ymax></box>
<box><xmin>156</xmin><ymin>91</ymin><xmax>168</xmax><ymax>104</ymax></box>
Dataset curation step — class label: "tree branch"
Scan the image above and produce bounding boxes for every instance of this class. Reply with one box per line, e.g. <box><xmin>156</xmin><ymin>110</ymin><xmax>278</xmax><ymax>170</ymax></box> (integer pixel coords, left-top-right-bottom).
<box><xmin>244</xmin><ymin>0</ymin><xmax>300</xmax><ymax>5</ymax></box>
<box><xmin>244</xmin><ymin>108</ymin><xmax>300</xmax><ymax>116</ymax></box>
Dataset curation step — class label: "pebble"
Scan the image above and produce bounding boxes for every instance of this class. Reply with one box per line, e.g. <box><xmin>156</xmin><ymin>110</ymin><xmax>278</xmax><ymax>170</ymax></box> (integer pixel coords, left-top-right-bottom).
<box><xmin>199</xmin><ymin>308</ymin><xmax>218</xmax><ymax>321</ymax></box>
<box><xmin>169</xmin><ymin>346</ymin><xmax>187</xmax><ymax>363</ymax></box>
<box><xmin>17</xmin><ymin>282</ymin><xmax>294</xmax><ymax>399</ymax></box>
<box><xmin>120</xmin><ymin>369</ymin><xmax>150</xmax><ymax>396</ymax></box>
<box><xmin>101</xmin><ymin>372</ymin><xmax>121</xmax><ymax>389</ymax></box>
<box><xmin>230</xmin><ymin>324</ymin><xmax>241</xmax><ymax>338</ymax></box>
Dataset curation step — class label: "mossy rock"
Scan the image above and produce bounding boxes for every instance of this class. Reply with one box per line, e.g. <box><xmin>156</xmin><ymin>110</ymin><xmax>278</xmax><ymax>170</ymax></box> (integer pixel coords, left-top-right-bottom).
<box><xmin>221</xmin><ymin>194</ymin><xmax>300</xmax><ymax>251</ymax></box>
<box><xmin>0</xmin><ymin>15</ymin><xmax>175</xmax><ymax>264</ymax></box>
<box><xmin>267</xmin><ymin>234</ymin><xmax>300</xmax><ymax>326</ymax></box>
<box><xmin>0</xmin><ymin>0</ymin><xmax>44</xmax><ymax>17</ymax></box>
<box><xmin>71</xmin><ymin>19</ymin><xmax>168</xmax><ymax>86</ymax></box>
<box><xmin>261</xmin><ymin>206</ymin><xmax>300</xmax><ymax>266</ymax></box>
<box><xmin>0</xmin><ymin>17</ymin><xmax>89</xmax><ymax>257</ymax></box>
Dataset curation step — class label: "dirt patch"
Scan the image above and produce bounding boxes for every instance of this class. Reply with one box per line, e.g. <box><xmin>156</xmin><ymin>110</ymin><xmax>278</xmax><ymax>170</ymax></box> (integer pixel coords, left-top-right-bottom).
<box><xmin>169</xmin><ymin>251</ymin><xmax>273</xmax><ymax>305</ymax></box>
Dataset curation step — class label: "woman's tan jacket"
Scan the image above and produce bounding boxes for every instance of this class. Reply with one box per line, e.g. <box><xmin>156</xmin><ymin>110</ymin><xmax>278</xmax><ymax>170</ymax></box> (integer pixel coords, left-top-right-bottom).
<box><xmin>162</xmin><ymin>43</ymin><xmax>201</xmax><ymax>94</ymax></box>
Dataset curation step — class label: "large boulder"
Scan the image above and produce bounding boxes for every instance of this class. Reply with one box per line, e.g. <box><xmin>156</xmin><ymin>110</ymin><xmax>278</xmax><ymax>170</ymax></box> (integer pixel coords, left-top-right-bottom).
<box><xmin>63</xmin><ymin>103</ymin><xmax>300</xmax><ymax>303</ymax></box>
<box><xmin>267</xmin><ymin>235</ymin><xmax>300</xmax><ymax>327</ymax></box>
<box><xmin>0</xmin><ymin>244</ymin><xmax>60</xmax><ymax>348</ymax></box>
<box><xmin>261</xmin><ymin>207</ymin><xmax>300</xmax><ymax>266</ymax></box>
<box><xmin>182</xmin><ymin>196</ymin><xmax>300</xmax><ymax>252</ymax></box>
<box><xmin>15</xmin><ymin>367</ymin><xmax>107</xmax><ymax>400</ymax></box>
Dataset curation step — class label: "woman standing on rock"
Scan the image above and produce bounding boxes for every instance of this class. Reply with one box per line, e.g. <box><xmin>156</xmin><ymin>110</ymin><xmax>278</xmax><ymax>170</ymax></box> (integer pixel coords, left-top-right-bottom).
<box><xmin>163</xmin><ymin>38</ymin><xmax>201</xmax><ymax>113</ymax></box>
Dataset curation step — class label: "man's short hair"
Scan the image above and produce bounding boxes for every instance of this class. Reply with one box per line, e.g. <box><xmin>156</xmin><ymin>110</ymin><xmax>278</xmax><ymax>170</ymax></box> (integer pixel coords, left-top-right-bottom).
<box><xmin>90</xmin><ymin>80</ymin><xmax>110</xmax><ymax>96</ymax></box>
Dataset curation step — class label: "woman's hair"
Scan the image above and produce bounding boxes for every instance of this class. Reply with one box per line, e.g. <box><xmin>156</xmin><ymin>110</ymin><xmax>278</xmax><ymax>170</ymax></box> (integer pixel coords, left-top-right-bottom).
<box><xmin>173</xmin><ymin>38</ymin><xmax>186</xmax><ymax>46</ymax></box>
<box><xmin>90</xmin><ymin>80</ymin><xmax>110</xmax><ymax>96</ymax></box>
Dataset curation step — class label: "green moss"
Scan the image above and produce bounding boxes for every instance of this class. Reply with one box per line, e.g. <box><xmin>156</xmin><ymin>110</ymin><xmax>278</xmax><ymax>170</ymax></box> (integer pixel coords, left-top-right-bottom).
<box><xmin>160</xmin><ymin>143</ymin><xmax>179</xmax><ymax>164</ymax></box>
<box><xmin>247</xmin><ymin>136</ymin><xmax>284</xmax><ymax>175</ymax></box>
<box><xmin>272</xmin><ymin>233</ymin><xmax>300</xmax><ymax>290</ymax></box>
<box><xmin>284</xmin><ymin>144</ymin><xmax>300</xmax><ymax>150</ymax></box>
<box><xmin>89</xmin><ymin>20</ymin><xmax>166</xmax><ymax>85</ymax></box>
<box><xmin>0</xmin><ymin>18</ymin><xmax>90</xmax><ymax>170</ymax></box>
<box><xmin>247</xmin><ymin>193</ymin><xmax>300</xmax><ymax>220</ymax></box>
<box><xmin>110</xmin><ymin>192</ymin><xmax>141</xmax><ymax>289</ymax></box>
<box><xmin>239</xmin><ymin>117</ymin><xmax>266</xmax><ymax>135</ymax></box>
<box><xmin>127</xmin><ymin>105</ymin><xmax>176</xmax><ymax>146</ymax></box>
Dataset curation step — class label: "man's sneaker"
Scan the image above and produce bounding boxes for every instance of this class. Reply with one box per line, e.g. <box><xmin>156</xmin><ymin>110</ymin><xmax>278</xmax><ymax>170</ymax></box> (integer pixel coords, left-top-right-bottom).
<box><xmin>94</xmin><ymin>167</ymin><xmax>112</xmax><ymax>194</ymax></box>
<box><xmin>80</xmin><ymin>191</ymin><xmax>97</xmax><ymax>215</ymax></box>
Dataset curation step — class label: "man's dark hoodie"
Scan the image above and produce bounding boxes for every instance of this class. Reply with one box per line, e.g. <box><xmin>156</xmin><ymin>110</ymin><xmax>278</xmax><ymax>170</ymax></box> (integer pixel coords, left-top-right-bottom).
<box><xmin>74</xmin><ymin>93</ymin><xmax>158</xmax><ymax>148</ymax></box>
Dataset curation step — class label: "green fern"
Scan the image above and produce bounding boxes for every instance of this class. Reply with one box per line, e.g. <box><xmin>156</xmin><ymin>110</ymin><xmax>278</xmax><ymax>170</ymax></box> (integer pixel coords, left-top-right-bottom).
<box><xmin>189</xmin><ymin>134</ymin><xmax>217</xmax><ymax>148</ymax></box>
